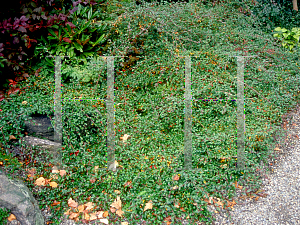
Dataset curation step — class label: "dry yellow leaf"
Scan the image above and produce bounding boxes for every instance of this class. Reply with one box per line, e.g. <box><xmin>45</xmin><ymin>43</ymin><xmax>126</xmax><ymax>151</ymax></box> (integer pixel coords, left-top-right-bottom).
<box><xmin>7</xmin><ymin>214</ymin><xmax>16</xmax><ymax>221</ymax></box>
<box><xmin>49</xmin><ymin>181</ymin><xmax>58</xmax><ymax>188</ymax></box>
<box><xmin>111</xmin><ymin>196</ymin><xmax>122</xmax><ymax>209</ymax></box>
<box><xmin>9</xmin><ymin>135</ymin><xmax>17</xmax><ymax>141</ymax></box>
<box><xmin>173</xmin><ymin>174</ymin><xmax>180</xmax><ymax>181</ymax></box>
<box><xmin>35</xmin><ymin>177</ymin><xmax>46</xmax><ymax>186</ymax></box>
<box><xmin>274</xmin><ymin>147</ymin><xmax>282</xmax><ymax>151</ymax></box>
<box><xmin>69</xmin><ymin>212</ymin><xmax>80</xmax><ymax>219</ymax></box>
<box><xmin>60</xmin><ymin>170</ymin><xmax>67</xmax><ymax>176</ymax></box>
<box><xmin>68</xmin><ymin>198</ymin><xmax>78</xmax><ymax>208</ymax></box>
<box><xmin>143</xmin><ymin>200</ymin><xmax>153</xmax><ymax>212</ymax></box>
<box><xmin>121</xmin><ymin>222</ymin><xmax>129</xmax><ymax>225</ymax></box>
<box><xmin>120</xmin><ymin>134</ymin><xmax>130</xmax><ymax>142</ymax></box>
<box><xmin>93</xmin><ymin>166</ymin><xmax>100</xmax><ymax>173</ymax></box>
<box><xmin>84</xmin><ymin>202</ymin><xmax>94</xmax><ymax>211</ymax></box>
<box><xmin>216</xmin><ymin>200</ymin><xmax>224</xmax><ymax>207</ymax></box>
<box><xmin>99</xmin><ymin>218</ymin><xmax>109</xmax><ymax>224</ymax></box>
<box><xmin>84</xmin><ymin>213</ymin><xmax>90</xmax><ymax>220</ymax></box>
<box><xmin>89</xmin><ymin>213</ymin><xmax>98</xmax><ymax>221</ymax></box>
<box><xmin>116</xmin><ymin>209</ymin><xmax>124</xmax><ymax>217</ymax></box>
<box><xmin>96</xmin><ymin>211</ymin><xmax>104</xmax><ymax>218</ymax></box>
<box><xmin>103</xmin><ymin>211</ymin><xmax>109</xmax><ymax>217</ymax></box>
<box><xmin>64</xmin><ymin>208</ymin><xmax>71</xmax><ymax>215</ymax></box>
<box><xmin>52</xmin><ymin>169</ymin><xmax>59</xmax><ymax>174</ymax></box>
<box><xmin>77</xmin><ymin>205</ymin><xmax>85</xmax><ymax>213</ymax></box>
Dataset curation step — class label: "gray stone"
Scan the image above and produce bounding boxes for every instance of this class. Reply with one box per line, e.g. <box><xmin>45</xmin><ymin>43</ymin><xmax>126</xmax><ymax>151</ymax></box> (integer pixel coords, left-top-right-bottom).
<box><xmin>0</xmin><ymin>170</ymin><xmax>45</xmax><ymax>225</ymax></box>
<box><xmin>24</xmin><ymin>112</ymin><xmax>55</xmax><ymax>142</ymax></box>
<box><xmin>19</xmin><ymin>136</ymin><xmax>62</xmax><ymax>166</ymax></box>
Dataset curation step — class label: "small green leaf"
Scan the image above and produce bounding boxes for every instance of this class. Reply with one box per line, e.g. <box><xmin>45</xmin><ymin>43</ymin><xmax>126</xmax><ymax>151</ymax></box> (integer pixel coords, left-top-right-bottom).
<box><xmin>283</xmin><ymin>33</ymin><xmax>290</xmax><ymax>38</ymax></box>
<box><xmin>45</xmin><ymin>57</ymin><xmax>54</xmax><ymax>67</ymax></box>
<box><xmin>61</xmin><ymin>45</ymin><xmax>66</xmax><ymax>53</ymax></box>
<box><xmin>52</xmin><ymin>25</ymin><xmax>60</xmax><ymax>29</ymax></box>
<box><xmin>274</xmin><ymin>27</ymin><xmax>283</xmax><ymax>32</ymax></box>
<box><xmin>293</xmin><ymin>35</ymin><xmax>300</xmax><ymax>41</ymax></box>
<box><xmin>48</xmin><ymin>29</ymin><xmax>58</xmax><ymax>39</ymax></box>
<box><xmin>76</xmin><ymin>4</ymin><xmax>82</xmax><ymax>16</ymax></box>
<box><xmin>90</xmin><ymin>11</ymin><xmax>100</xmax><ymax>20</ymax></box>
<box><xmin>93</xmin><ymin>34</ymin><xmax>105</xmax><ymax>47</ymax></box>
<box><xmin>47</xmin><ymin>36</ymin><xmax>57</xmax><ymax>40</ymax></box>
<box><xmin>40</xmin><ymin>35</ymin><xmax>48</xmax><ymax>44</ymax></box>
<box><xmin>66</xmin><ymin>24</ymin><xmax>72</xmax><ymax>34</ymax></box>
<box><xmin>137</xmin><ymin>191</ymin><xmax>147</xmax><ymax>196</ymax></box>
<box><xmin>58</xmin><ymin>27</ymin><xmax>62</xmax><ymax>41</ymax></box>
<box><xmin>31</xmin><ymin>1</ymin><xmax>37</xmax><ymax>7</ymax></box>
<box><xmin>74</xmin><ymin>42</ymin><xmax>83</xmax><ymax>52</ymax></box>
<box><xmin>87</xmin><ymin>7</ymin><xmax>92</xmax><ymax>20</ymax></box>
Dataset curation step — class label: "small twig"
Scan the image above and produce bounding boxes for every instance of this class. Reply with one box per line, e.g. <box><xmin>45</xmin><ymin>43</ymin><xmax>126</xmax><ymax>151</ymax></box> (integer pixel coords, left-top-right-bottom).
<box><xmin>244</xmin><ymin>83</ymin><xmax>272</xmax><ymax>104</ymax></box>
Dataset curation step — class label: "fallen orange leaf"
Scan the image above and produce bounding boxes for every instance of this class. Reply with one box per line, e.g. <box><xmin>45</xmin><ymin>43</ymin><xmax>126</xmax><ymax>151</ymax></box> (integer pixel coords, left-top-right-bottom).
<box><xmin>111</xmin><ymin>196</ymin><xmax>122</xmax><ymax>209</ymax></box>
<box><xmin>96</xmin><ymin>211</ymin><xmax>104</xmax><ymax>218</ymax></box>
<box><xmin>35</xmin><ymin>177</ymin><xmax>46</xmax><ymax>186</ymax></box>
<box><xmin>88</xmin><ymin>212</ymin><xmax>98</xmax><ymax>221</ymax></box>
<box><xmin>51</xmin><ymin>200</ymin><xmax>60</xmax><ymax>206</ymax></box>
<box><xmin>120</xmin><ymin>134</ymin><xmax>130</xmax><ymax>142</ymax></box>
<box><xmin>7</xmin><ymin>214</ymin><xmax>16</xmax><ymax>221</ymax></box>
<box><xmin>103</xmin><ymin>211</ymin><xmax>109</xmax><ymax>218</ymax></box>
<box><xmin>84</xmin><ymin>213</ymin><xmax>90</xmax><ymax>221</ymax></box>
<box><xmin>68</xmin><ymin>198</ymin><xmax>78</xmax><ymax>208</ymax></box>
<box><xmin>173</xmin><ymin>174</ymin><xmax>180</xmax><ymax>181</ymax></box>
<box><xmin>84</xmin><ymin>202</ymin><xmax>95</xmax><ymax>211</ymax></box>
<box><xmin>99</xmin><ymin>218</ymin><xmax>109</xmax><ymax>224</ymax></box>
<box><xmin>77</xmin><ymin>205</ymin><xmax>85</xmax><ymax>213</ymax></box>
<box><xmin>143</xmin><ymin>200</ymin><xmax>153</xmax><ymax>212</ymax></box>
<box><xmin>59</xmin><ymin>170</ymin><xmax>67</xmax><ymax>176</ymax></box>
<box><xmin>49</xmin><ymin>181</ymin><xmax>58</xmax><ymax>188</ymax></box>
<box><xmin>64</xmin><ymin>208</ymin><xmax>71</xmax><ymax>215</ymax></box>
<box><xmin>116</xmin><ymin>208</ymin><xmax>124</xmax><ymax>217</ymax></box>
<box><xmin>9</xmin><ymin>135</ymin><xmax>17</xmax><ymax>141</ymax></box>
<box><xmin>69</xmin><ymin>212</ymin><xmax>79</xmax><ymax>220</ymax></box>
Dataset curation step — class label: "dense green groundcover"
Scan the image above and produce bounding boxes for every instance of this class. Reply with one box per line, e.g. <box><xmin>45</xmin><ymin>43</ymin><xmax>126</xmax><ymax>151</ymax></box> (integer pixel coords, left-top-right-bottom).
<box><xmin>1</xmin><ymin>0</ymin><xmax>300</xmax><ymax>224</ymax></box>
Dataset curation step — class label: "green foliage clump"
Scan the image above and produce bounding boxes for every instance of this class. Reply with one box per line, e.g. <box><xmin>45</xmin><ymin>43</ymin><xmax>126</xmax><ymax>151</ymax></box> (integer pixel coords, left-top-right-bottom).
<box><xmin>273</xmin><ymin>26</ymin><xmax>300</xmax><ymax>52</ymax></box>
<box><xmin>0</xmin><ymin>207</ymin><xmax>10</xmax><ymax>225</ymax></box>
<box><xmin>61</xmin><ymin>55</ymin><xmax>107</xmax><ymax>83</ymax></box>
<box><xmin>246</xmin><ymin>0</ymin><xmax>300</xmax><ymax>34</ymax></box>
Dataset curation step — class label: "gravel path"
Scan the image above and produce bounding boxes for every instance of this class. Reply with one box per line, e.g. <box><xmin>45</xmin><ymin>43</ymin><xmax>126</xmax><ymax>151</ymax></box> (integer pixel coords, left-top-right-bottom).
<box><xmin>208</xmin><ymin>103</ymin><xmax>300</xmax><ymax>225</ymax></box>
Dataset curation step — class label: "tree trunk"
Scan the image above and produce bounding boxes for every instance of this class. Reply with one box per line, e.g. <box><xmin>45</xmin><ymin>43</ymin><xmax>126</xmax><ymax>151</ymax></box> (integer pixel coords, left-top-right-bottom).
<box><xmin>293</xmin><ymin>0</ymin><xmax>298</xmax><ymax>11</ymax></box>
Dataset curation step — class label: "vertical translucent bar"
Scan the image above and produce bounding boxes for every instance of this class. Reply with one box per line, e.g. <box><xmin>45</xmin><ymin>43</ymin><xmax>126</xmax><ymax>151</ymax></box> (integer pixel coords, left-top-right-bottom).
<box><xmin>237</xmin><ymin>56</ymin><xmax>245</xmax><ymax>171</ymax></box>
<box><xmin>184</xmin><ymin>56</ymin><xmax>192</xmax><ymax>170</ymax></box>
<box><xmin>106</xmin><ymin>57</ymin><xmax>116</xmax><ymax>172</ymax></box>
<box><xmin>53</xmin><ymin>56</ymin><xmax>63</xmax><ymax>170</ymax></box>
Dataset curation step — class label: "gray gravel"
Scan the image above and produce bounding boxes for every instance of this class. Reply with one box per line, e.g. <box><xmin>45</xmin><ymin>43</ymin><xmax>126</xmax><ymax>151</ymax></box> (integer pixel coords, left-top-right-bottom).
<box><xmin>208</xmin><ymin>103</ymin><xmax>300</xmax><ymax>225</ymax></box>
